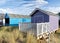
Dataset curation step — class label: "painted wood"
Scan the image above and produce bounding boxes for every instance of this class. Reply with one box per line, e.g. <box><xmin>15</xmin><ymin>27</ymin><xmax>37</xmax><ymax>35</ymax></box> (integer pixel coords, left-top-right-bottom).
<box><xmin>10</xmin><ymin>18</ymin><xmax>31</xmax><ymax>25</ymax></box>
<box><xmin>5</xmin><ymin>13</ymin><xmax>9</xmax><ymax>18</ymax></box>
<box><xmin>37</xmin><ymin>23</ymin><xmax>49</xmax><ymax>36</ymax></box>
<box><xmin>49</xmin><ymin>15</ymin><xmax>59</xmax><ymax>33</ymax></box>
<box><xmin>19</xmin><ymin>23</ymin><xmax>49</xmax><ymax>36</ymax></box>
<box><xmin>0</xmin><ymin>20</ymin><xmax>3</xmax><ymax>26</ymax></box>
<box><xmin>19</xmin><ymin>23</ymin><xmax>37</xmax><ymax>36</ymax></box>
<box><xmin>4</xmin><ymin>13</ymin><xmax>31</xmax><ymax>26</ymax></box>
<box><xmin>31</xmin><ymin>10</ymin><xmax>49</xmax><ymax>23</ymax></box>
<box><xmin>3</xmin><ymin>19</ymin><xmax>5</xmax><ymax>25</ymax></box>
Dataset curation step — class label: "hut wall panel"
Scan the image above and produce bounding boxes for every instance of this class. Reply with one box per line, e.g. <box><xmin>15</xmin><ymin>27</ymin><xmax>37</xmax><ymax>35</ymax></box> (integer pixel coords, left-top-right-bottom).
<box><xmin>22</xmin><ymin>18</ymin><xmax>31</xmax><ymax>22</ymax></box>
<box><xmin>10</xmin><ymin>18</ymin><xmax>31</xmax><ymax>24</ymax></box>
<box><xmin>19</xmin><ymin>23</ymin><xmax>37</xmax><ymax>36</ymax></box>
<box><xmin>10</xmin><ymin>18</ymin><xmax>22</xmax><ymax>24</ymax></box>
<box><xmin>49</xmin><ymin>16</ymin><xmax>59</xmax><ymax>32</ymax></box>
<box><xmin>0</xmin><ymin>20</ymin><xmax>3</xmax><ymax>26</ymax></box>
<box><xmin>37</xmin><ymin>23</ymin><xmax>49</xmax><ymax>36</ymax></box>
<box><xmin>31</xmin><ymin>11</ymin><xmax>49</xmax><ymax>23</ymax></box>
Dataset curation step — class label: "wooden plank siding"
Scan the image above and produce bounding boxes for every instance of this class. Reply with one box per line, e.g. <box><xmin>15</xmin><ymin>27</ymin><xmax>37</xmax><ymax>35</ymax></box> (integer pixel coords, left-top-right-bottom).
<box><xmin>37</xmin><ymin>23</ymin><xmax>49</xmax><ymax>37</ymax></box>
<box><xmin>31</xmin><ymin>9</ymin><xmax>49</xmax><ymax>23</ymax></box>
<box><xmin>19</xmin><ymin>23</ymin><xmax>49</xmax><ymax>37</ymax></box>
<box><xmin>19</xmin><ymin>23</ymin><xmax>37</xmax><ymax>36</ymax></box>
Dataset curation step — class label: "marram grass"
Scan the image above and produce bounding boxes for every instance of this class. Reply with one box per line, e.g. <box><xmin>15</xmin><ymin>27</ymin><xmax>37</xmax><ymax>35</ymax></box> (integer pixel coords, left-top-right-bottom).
<box><xmin>0</xmin><ymin>26</ymin><xmax>60</xmax><ymax>43</ymax></box>
<box><xmin>0</xmin><ymin>26</ymin><xmax>38</xmax><ymax>43</ymax></box>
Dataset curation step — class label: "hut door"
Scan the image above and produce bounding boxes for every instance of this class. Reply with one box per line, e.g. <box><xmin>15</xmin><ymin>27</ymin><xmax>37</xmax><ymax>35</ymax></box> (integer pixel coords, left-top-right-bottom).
<box><xmin>59</xmin><ymin>20</ymin><xmax>60</xmax><ymax>27</ymax></box>
<box><xmin>5</xmin><ymin>18</ymin><xmax>9</xmax><ymax>25</ymax></box>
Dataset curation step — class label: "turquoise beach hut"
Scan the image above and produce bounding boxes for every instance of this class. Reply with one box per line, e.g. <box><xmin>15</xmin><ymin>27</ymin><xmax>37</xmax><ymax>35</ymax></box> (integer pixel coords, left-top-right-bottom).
<box><xmin>4</xmin><ymin>13</ymin><xmax>31</xmax><ymax>26</ymax></box>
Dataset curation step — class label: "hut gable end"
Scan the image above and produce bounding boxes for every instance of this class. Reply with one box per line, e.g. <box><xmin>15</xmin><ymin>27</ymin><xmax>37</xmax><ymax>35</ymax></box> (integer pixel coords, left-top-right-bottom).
<box><xmin>31</xmin><ymin>8</ymin><xmax>49</xmax><ymax>23</ymax></box>
<box><xmin>31</xmin><ymin>10</ymin><xmax>39</xmax><ymax>16</ymax></box>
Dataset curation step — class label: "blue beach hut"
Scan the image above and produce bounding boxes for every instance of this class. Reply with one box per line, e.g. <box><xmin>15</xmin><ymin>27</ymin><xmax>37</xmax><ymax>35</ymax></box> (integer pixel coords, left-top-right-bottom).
<box><xmin>4</xmin><ymin>13</ymin><xmax>31</xmax><ymax>26</ymax></box>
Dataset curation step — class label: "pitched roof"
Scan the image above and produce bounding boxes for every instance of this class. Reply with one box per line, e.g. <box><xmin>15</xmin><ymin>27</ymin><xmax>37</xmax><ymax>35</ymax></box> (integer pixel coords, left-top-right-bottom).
<box><xmin>30</xmin><ymin>8</ymin><xmax>58</xmax><ymax>16</ymax></box>
<box><xmin>0</xmin><ymin>13</ymin><xmax>30</xmax><ymax>19</ymax></box>
<box><xmin>7</xmin><ymin>14</ymin><xmax>30</xmax><ymax>18</ymax></box>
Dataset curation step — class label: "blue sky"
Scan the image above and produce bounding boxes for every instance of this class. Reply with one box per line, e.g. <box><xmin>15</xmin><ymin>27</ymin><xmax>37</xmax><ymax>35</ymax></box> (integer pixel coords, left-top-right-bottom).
<box><xmin>0</xmin><ymin>0</ymin><xmax>60</xmax><ymax>15</ymax></box>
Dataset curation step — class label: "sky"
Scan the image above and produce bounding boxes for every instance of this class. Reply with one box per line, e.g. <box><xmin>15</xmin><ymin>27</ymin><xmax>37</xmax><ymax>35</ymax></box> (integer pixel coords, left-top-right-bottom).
<box><xmin>0</xmin><ymin>0</ymin><xmax>60</xmax><ymax>15</ymax></box>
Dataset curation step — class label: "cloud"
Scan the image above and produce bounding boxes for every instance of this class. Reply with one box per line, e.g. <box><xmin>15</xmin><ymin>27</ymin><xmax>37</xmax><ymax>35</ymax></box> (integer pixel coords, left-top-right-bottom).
<box><xmin>0</xmin><ymin>0</ymin><xmax>10</xmax><ymax>5</ymax></box>
<box><xmin>0</xmin><ymin>7</ymin><xmax>60</xmax><ymax>15</ymax></box>
<box><xmin>0</xmin><ymin>0</ymin><xmax>48</xmax><ymax>8</ymax></box>
<box><xmin>0</xmin><ymin>8</ymin><xmax>15</xmax><ymax>14</ymax></box>
<box><xmin>0</xmin><ymin>0</ymin><xmax>48</xmax><ymax>15</ymax></box>
<box><xmin>0</xmin><ymin>8</ymin><xmax>6</xmax><ymax>13</ymax></box>
<box><xmin>19</xmin><ymin>0</ymin><xmax>48</xmax><ymax>9</ymax></box>
<box><xmin>0</xmin><ymin>7</ymin><xmax>34</xmax><ymax>15</ymax></box>
<box><xmin>36</xmin><ymin>0</ymin><xmax>48</xmax><ymax>4</ymax></box>
<box><xmin>45</xmin><ymin>7</ymin><xmax>60</xmax><ymax>14</ymax></box>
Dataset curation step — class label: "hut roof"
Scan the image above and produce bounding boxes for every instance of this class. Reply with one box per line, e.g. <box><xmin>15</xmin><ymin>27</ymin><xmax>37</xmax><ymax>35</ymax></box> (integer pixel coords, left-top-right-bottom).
<box><xmin>0</xmin><ymin>13</ymin><xmax>30</xmax><ymax>19</ymax></box>
<box><xmin>8</xmin><ymin>14</ymin><xmax>30</xmax><ymax>18</ymax></box>
<box><xmin>30</xmin><ymin>8</ymin><xmax>58</xmax><ymax>16</ymax></box>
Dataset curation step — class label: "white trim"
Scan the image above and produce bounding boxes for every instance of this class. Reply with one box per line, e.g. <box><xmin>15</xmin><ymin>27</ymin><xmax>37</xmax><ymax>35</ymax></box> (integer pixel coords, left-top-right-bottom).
<box><xmin>37</xmin><ymin>23</ymin><xmax>49</xmax><ymax>36</ymax></box>
<box><xmin>3</xmin><ymin>19</ymin><xmax>5</xmax><ymax>25</ymax></box>
<box><xmin>42</xmin><ymin>24</ymin><xmax>43</xmax><ymax>34</ymax></box>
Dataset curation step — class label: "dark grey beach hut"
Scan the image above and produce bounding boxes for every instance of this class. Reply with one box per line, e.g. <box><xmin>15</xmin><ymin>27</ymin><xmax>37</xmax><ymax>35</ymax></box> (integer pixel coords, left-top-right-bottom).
<box><xmin>31</xmin><ymin>8</ymin><xmax>49</xmax><ymax>23</ymax></box>
<box><xmin>19</xmin><ymin>8</ymin><xmax>59</xmax><ymax>38</ymax></box>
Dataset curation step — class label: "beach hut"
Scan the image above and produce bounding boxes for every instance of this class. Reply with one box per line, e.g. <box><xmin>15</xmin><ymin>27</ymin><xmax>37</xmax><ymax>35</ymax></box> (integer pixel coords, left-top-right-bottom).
<box><xmin>0</xmin><ymin>13</ymin><xmax>4</xmax><ymax>26</ymax></box>
<box><xmin>3</xmin><ymin>13</ymin><xmax>31</xmax><ymax>26</ymax></box>
<box><xmin>5</xmin><ymin>13</ymin><xmax>10</xmax><ymax>26</ymax></box>
<box><xmin>58</xmin><ymin>12</ymin><xmax>60</xmax><ymax>26</ymax></box>
<box><xmin>31</xmin><ymin>8</ymin><xmax>59</xmax><ymax>35</ymax></box>
<box><xmin>19</xmin><ymin>8</ymin><xmax>59</xmax><ymax>37</ymax></box>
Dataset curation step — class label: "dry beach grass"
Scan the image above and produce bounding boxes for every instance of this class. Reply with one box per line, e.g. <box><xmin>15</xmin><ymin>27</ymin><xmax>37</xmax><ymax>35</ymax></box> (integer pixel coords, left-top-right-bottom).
<box><xmin>0</xmin><ymin>26</ymin><xmax>60</xmax><ymax>43</ymax></box>
<box><xmin>0</xmin><ymin>26</ymin><xmax>24</xmax><ymax>43</ymax></box>
<box><xmin>47</xmin><ymin>28</ymin><xmax>60</xmax><ymax>43</ymax></box>
<box><xmin>0</xmin><ymin>26</ymin><xmax>38</xmax><ymax>43</ymax></box>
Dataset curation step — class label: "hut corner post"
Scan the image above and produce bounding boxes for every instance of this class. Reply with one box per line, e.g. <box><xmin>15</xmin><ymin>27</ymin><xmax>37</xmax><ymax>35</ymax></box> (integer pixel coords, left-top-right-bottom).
<box><xmin>19</xmin><ymin>23</ymin><xmax>20</xmax><ymax>30</ymax></box>
<box><xmin>3</xmin><ymin>18</ymin><xmax>5</xmax><ymax>26</ymax></box>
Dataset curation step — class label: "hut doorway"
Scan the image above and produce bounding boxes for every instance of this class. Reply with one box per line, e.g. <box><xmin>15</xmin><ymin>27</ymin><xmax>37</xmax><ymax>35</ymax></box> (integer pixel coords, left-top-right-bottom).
<box><xmin>5</xmin><ymin>18</ymin><xmax>9</xmax><ymax>25</ymax></box>
<box><xmin>59</xmin><ymin>20</ymin><xmax>60</xmax><ymax>27</ymax></box>
<box><xmin>5</xmin><ymin>13</ymin><xmax>10</xmax><ymax>26</ymax></box>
